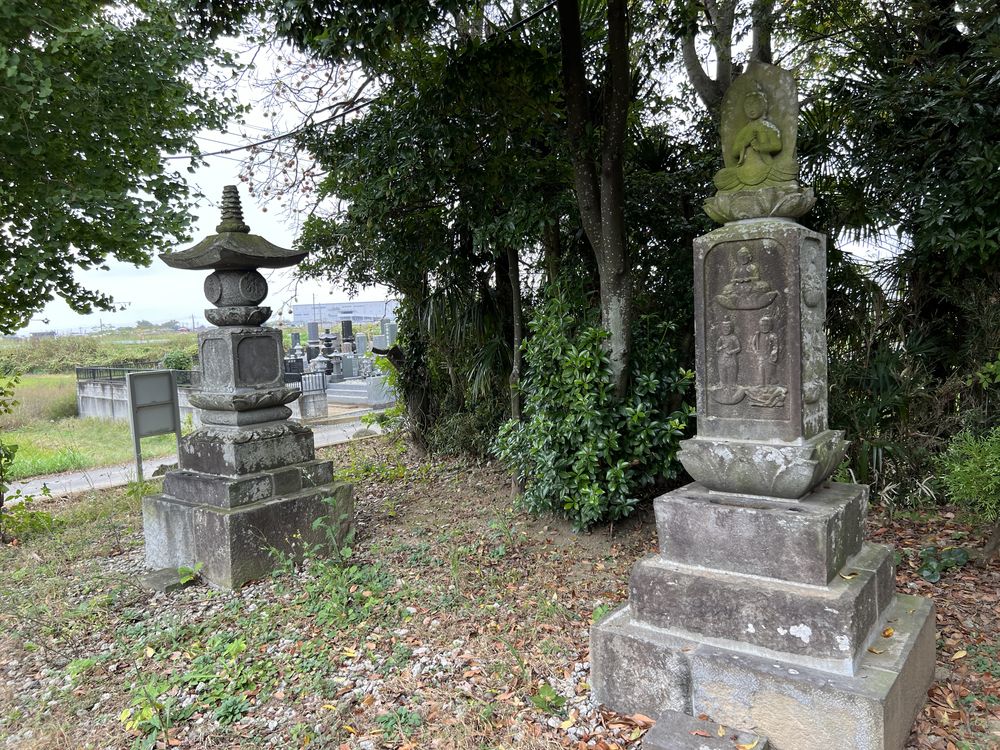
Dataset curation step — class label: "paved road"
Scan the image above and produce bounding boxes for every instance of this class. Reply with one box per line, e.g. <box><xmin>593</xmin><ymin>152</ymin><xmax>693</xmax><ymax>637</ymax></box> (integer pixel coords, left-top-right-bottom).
<box><xmin>8</xmin><ymin>420</ymin><xmax>371</xmax><ymax>500</ymax></box>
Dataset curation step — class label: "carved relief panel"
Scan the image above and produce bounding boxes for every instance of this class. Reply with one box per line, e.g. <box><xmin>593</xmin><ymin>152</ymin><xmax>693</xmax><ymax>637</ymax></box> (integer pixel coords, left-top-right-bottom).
<box><xmin>693</xmin><ymin>223</ymin><xmax>829</xmax><ymax>443</ymax></box>
<box><xmin>703</xmin><ymin>238</ymin><xmax>791</xmax><ymax>427</ymax></box>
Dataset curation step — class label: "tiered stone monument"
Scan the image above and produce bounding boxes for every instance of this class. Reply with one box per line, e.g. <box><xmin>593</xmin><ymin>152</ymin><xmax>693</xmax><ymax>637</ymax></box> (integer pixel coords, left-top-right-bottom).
<box><xmin>590</xmin><ymin>63</ymin><xmax>934</xmax><ymax>750</ymax></box>
<box><xmin>143</xmin><ymin>186</ymin><xmax>353</xmax><ymax>589</ymax></box>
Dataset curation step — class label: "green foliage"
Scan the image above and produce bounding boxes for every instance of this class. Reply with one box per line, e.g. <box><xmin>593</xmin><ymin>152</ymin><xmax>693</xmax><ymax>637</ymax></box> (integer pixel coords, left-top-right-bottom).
<box><xmin>0</xmin><ymin>331</ymin><xmax>198</xmax><ymax>374</ymax></box>
<box><xmin>494</xmin><ymin>286</ymin><xmax>693</xmax><ymax>530</ymax></box>
<box><xmin>0</xmin><ymin>0</ymin><xmax>241</xmax><ymax>333</ymax></box>
<box><xmin>162</xmin><ymin>350</ymin><xmax>194</xmax><ymax>371</ymax></box>
<box><xmin>374</xmin><ymin>705</ymin><xmax>423</xmax><ymax>737</ymax></box>
<box><xmin>529</xmin><ymin>682</ymin><xmax>566</xmax><ymax>715</ymax></box>
<box><xmin>916</xmin><ymin>545</ymin><xmax>970</xmax><ymax>583</ymax></box>
<box><xmin>938</xmin><ymin>428</ymin><xmax>1000</xmax><ymax>525</ymax></box>
<box><xmin>0</xmin><ymin>374</ymin><xmax>57</xmax><ymax>542</ymax></box>
<box><xmin>213</xmin><ymin>695</ymin><xmax>251</xmax><ymax>726</ymax></box>
<box><xmin>177</xmin><ymin>562</ymin><xmax>204</xmax><ymax>585</ymax></box>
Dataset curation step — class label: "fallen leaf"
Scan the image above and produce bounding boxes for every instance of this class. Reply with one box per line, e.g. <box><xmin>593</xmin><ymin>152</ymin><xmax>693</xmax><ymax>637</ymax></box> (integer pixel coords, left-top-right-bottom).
<box><xmin>882</xmin><ymin>627</ymin><xmax>895</xmax><ymax>638</ymax></box>
<box><xmin>951</xmin><ymin>650</ymin><xmax>967</xmax><ymax>661</ymax></box>
<box><xmin>839</xmin><ymin>571</ymin><xmax>860</xmax><ymax>580</ymax></box>
<box><xmin>736</xmin><ymin>740</ymin><xmax>760</xmax><ymax>750</ymax></box>
<box><xmin>867</xmin><ymin>646</ymin><xmax>886</xmax><ymax>655</ymax></box>
<box><xmin>717</xmin><ymin>724</ymin><xmax>726</xmax><ymax>737</ymax></box>
<box><xmin>690</xmin><ymin>730</ymin><xmax>712</xmax><ymax>737</ymax></box>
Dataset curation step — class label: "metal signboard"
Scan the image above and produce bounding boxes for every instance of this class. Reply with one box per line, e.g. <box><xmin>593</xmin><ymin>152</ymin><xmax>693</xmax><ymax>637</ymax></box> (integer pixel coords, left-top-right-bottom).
<box><xmin>126</xmin><ymin>370</ymin><xmax>182</xmax><ymax>483</ymax></box>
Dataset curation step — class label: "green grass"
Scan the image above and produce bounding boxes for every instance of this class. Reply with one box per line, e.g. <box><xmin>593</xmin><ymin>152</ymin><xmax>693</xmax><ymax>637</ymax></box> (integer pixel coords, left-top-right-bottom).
<box><xmin>0</xmin><ymin>373</ymin><xmax>78</xmax><ymax>430</ymax></box>
<box><xmin>5</xmin><ymin>417</ymin><xmax>180</xmax><ymax>479</ymax></box>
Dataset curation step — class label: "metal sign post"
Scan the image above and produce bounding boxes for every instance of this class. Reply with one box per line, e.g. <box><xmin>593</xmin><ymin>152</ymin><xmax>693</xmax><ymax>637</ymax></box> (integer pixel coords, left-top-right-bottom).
<box><xmin>126</xmin><ymin>370</ymin><xmax>182</xmax><ymax>483</ymax></box>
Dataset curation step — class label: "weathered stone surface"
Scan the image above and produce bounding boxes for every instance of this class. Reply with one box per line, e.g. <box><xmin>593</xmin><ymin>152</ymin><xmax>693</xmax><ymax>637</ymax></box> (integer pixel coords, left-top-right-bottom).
<box><xmin>644</xmin><ymin>709</ymin><xmax>770</xmax><ymax>750</ymax></box>
<box><xmin>656</xmin><ymin>482</ymin><xmax>865</xmax><ymax>585</ymax></box>
<box><xmin>143</xmin><ymin>481</ymin><xmax>354</xmax><ymax>589</ymax></box>
<box><xmin>590</xmin><ymin>605</ymin><xmax>694</xmax><ymax>718</ymax></box>
<box><xmin>199</xmin><ymin>405</ymin><xmax>292</xmax><ymax>426</ymax></box>
<box><xmin>591</xmin><ymin>596</ymin><xmax>934</xmax><ymax>750</ymax></box>
<box><xmin>162</xmin><ymin>459</ymin><xmax>335</xmax><ymax>509</ymax></box>
<box><xmin>714</xmin><ymin>62</ymin><xmax>801</xmax><ymax>195</ymax></box>
<box><xmin>140</xmin><ymin>567</ymin><xmax>195</xmax><ymax>594</ymax></box>
<box><xmin>178</xmin><ymin>422</ymin><xmax>314</xmax><ymax>477</ymax></box>
<box><xmin>678</xmin><ymin>431</ymin><xmax>848</xmax><ymax>501</ymax></box>
<box><xmin>705</xmin><ymin>186</ymin><xmax>815</xmax><ymax>224</ymax></box>
<box><xmin>692</xmin><ymin>220</ymin><xmax>830</xmax><ymax>445</ymax></box>
<box><xmin>691</xmin><ymin>596</ymin><xmax>936</xmax><ymax>750</ymax></box>
<box><xmin>629</xmin><ymin>543</ymin><xmax>894</xmax><ymax>674</ymax></box>
<box><xmin>197</xmin><ymin>327</ymin><xmax>284</xmax><ymax>393</ymax></box>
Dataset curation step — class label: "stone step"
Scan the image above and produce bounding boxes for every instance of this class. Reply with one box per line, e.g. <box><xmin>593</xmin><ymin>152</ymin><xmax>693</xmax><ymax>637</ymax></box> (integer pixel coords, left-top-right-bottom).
<box><xmin>629</xmin><ymin>542</ymin><xmax>895</xmax><ymax>675</ymax></box>
<box><xmin>591</xmin><ymin>594</ymin><xmax>935</xmax><ymax>750</ymax></box>
<box><xmin>643</xmin><ymin>709</ymin><xmax>769</xmax><ymax>750</ymax></box>
<box><xmin>655</xmin><ymin>482</ymin><xmax>866</xmax><ymax>586</ymax></box>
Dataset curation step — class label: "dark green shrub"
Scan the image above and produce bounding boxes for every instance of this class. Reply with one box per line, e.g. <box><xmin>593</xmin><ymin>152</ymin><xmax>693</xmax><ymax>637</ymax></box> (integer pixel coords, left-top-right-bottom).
<box><xmin>937</xmin><ymin>427</ymin><xmax>1000</xmax><ymax>559</ymax></box>
<box><xmin>162</xmin><ymin>349</ymin><xmax>193</xmax><ymax>371</ymax></box>
<box><xmin>494</xmin><ymin>287</ymin><xmax>693</xmax><ymax>530</ymax></box>
<box><xmin>938</xmin><ymin>428</ymin><xmax>1000</xmax><ymax>526</ymax></box>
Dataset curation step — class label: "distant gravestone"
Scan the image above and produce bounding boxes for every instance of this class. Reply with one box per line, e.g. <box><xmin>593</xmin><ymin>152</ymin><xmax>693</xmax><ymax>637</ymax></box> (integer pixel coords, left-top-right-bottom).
<box><xmin>386</xmin><ymin>321</ymin><xmax>398</xmax><ymax>347</ymax></box>
<box><xmin>341</xmin><ymin>319</ymin><xmax>354</xmax><ymax>341</ymax></box>
<box><xmin>373</xmin><ymin>334</ymin><xmax>388</xmax><ymax>350</ymax></box>
<box><xmin>355</xmin><ymin>333</ymin><xmax>368</xmax><ymax>356</ymax></box>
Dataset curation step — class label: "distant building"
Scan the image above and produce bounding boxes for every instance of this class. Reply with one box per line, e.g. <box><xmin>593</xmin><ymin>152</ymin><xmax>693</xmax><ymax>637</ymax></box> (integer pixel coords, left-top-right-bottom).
<box><xmin>292</xmin><ymin>300</ymin><xmax>399</xmax><ymax>326</ymax></box>
<box><xmin>30</xmin><ymin>331</ymin><xmax>56</xmax><ymax>339</ymax></box>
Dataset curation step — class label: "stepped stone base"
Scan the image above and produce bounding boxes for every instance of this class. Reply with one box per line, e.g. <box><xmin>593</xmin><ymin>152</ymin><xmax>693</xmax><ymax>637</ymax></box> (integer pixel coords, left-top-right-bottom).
<box><xmin>592</xmin><ymin>596</ymin><xmax>933</xmax><ymax>750</ymax></box>
<box><xmin>590</xmin><ymin>482</ymin><xmax>934</xmax><ymax>750</ymax></box>
<box><xmin>144</xmin><ymin>420</ymin><xmax>354</xmax><ymax>589</ymax></box>
<box><xmin>144</xmin><ymin>481</ymin><xmax>353</xmax><ymax>589</ymax></box>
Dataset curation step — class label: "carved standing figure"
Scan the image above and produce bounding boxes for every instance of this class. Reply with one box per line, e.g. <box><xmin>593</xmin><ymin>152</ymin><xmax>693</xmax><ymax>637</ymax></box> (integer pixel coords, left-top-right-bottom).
<box><xmin>752</xmin><ymin>316</ymin><xmax>780</xmax><ymax>385</ymax></box>
<box><xmin>715</xmin><ymin>320</ymin><xmax>741</xmax><ymax>385</ymax></box>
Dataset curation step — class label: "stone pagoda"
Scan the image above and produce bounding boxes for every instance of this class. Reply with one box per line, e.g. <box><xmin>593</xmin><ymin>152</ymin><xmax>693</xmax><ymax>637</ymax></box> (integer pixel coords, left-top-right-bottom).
<box><xmin>590</xmin><ymin>63</ymin><xmax>934</xmax><ymax>749</ymax></box>
<box><xmin>143</xmin><ymin>186</ymin><xmax>353</xmax><ymax>589</ymax></box>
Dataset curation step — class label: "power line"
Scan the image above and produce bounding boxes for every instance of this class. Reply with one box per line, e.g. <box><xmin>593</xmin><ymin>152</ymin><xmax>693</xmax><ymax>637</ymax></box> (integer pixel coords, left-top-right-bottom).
<box><xmin>166</xmin><ymin>3</ymin><xmax>558</xmax><ymax>162</ymax></box>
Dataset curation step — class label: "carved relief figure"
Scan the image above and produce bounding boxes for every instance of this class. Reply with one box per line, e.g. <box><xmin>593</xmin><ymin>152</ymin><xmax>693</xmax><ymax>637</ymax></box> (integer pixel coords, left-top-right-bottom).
<box><xmin>716</xmin><ymin>247</ymin><xmax>779</xmax><ymax>310</ymax></box>
<box><xmin>802</xmin><ymin>256</ymin><xmax>824</xmax><ymax>308</ymax></box>
<box><xmin>713</xmin><ymin>88</ymin><xmax>797</xmax><ymax>193</ymax></box>
<box><xmin>715</xmin><ymin>320</ymin><xmax>741</xmax><ymax>385</ymax></box>
<box><xmin>752</xmin><ymin>316</ymin><xmax>780</xmax><ymax>385</ymax></box>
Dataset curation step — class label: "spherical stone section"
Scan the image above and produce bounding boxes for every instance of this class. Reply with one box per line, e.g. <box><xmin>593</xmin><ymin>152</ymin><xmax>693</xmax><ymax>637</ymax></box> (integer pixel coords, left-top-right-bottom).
<box><xmin>204</xmin><ymin>273</ymin><xmax>223</xmax><ymax>304</ymax></box>
<box><xmin>239</xmin><ymin>271</ymin><xmax>268</xmax><ymax>304</ymax></box>
<box><xmin>204</xmin><ymin>270</ymin><xmax>268</xmax><ymax>308</ymax></box>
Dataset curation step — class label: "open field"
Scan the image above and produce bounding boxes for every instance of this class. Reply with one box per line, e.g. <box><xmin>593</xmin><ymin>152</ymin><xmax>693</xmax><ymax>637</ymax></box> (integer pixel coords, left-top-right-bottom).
<box><xmin>0</xmin><ymin>331</ymin><xmax>199</xmax><ymax>375</ymax></box>
<box><xmin>3</xmin><ymin>417</ymin><xmax>180</xmax><ymax>480</ymax></box>
<box><xmin>0</xmin><ymin>436</ymin><xmax>997</xmax><ymax>750</ymax></box>
<box><xmin>1</xmin><ymin>374</ymin><xmax>179</xmax><ymax>480</ymax></box>
<box><xmin>0</xmin><ymin>374</ymin><xmax>78</xmax><ymax>430</ymax></box>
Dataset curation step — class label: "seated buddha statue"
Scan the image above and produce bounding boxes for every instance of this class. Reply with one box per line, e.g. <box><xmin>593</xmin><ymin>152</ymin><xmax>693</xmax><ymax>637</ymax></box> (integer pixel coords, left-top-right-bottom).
<box><xmin>713</xmin><ymin>88</ymin><xmax>798</xmax><ymax>192</ymax></box>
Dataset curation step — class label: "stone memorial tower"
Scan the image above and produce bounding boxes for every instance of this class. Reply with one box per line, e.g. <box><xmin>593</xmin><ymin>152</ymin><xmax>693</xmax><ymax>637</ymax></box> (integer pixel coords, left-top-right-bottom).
<box><xmin>590</xmin><ymin>63</ymin><xmax>933</xmax><ymax>749</ymax></box>
<box><xmin>143</xmin><ymin>186</ymin><xmax>353</xmax><ymax>589</ymax></box>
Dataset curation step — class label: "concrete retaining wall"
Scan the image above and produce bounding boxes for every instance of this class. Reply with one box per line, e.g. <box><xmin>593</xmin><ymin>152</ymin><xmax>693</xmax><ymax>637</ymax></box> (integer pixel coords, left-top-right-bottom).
<box><xmin>77</xmin><ymin>380</ymin><xmax>325</xmax><ymax>425</ymax></box>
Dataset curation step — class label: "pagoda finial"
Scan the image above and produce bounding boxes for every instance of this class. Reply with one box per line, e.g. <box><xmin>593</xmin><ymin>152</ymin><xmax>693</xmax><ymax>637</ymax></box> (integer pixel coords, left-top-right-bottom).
<box><xmin>216</xmin><ymin>185</ymin><xmax>251</xmax><ymax>233</ymax></box>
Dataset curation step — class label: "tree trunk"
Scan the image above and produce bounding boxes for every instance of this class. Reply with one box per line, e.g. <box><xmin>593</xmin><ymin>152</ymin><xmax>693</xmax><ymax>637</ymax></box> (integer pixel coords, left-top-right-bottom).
<box><xmin>542</xmin><ymin>217</ymin><xmax>561</xmax><ymax>285</ymax></box>
<box><xmin>556</xmin><ymin>0</ymin><xmax>634</xmax><ymax>398</ymax></box>
<box><xmin>506</xmin><ymin>244</ymin><xmax>524</xmax><ymax>422</ymax></box>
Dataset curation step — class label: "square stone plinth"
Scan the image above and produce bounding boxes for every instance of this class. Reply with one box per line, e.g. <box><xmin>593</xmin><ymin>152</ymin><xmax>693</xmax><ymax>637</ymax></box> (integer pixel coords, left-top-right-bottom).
<box><xmin>656</xmin><ymin>482</ymin><xmax>866</xmax><ymax>585</ymax></box>
<box><xmin>629</xmin><ymin>542</ymin><xmax>895</xmax><ymax>674</ymax></box>
<box><xmin>591</xmin><ymin>595</ymin><xmax>935</xmax><ymax>750</ymax></box>
<box><xmin>143</xmin><ymin>480</ymin><xmax>353</xmax><ymax>589</ymax></box>
<box><xmin>178</xmin><ymin>422</ymin><xmax>315</xmax><ymax>476</ymax></box>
